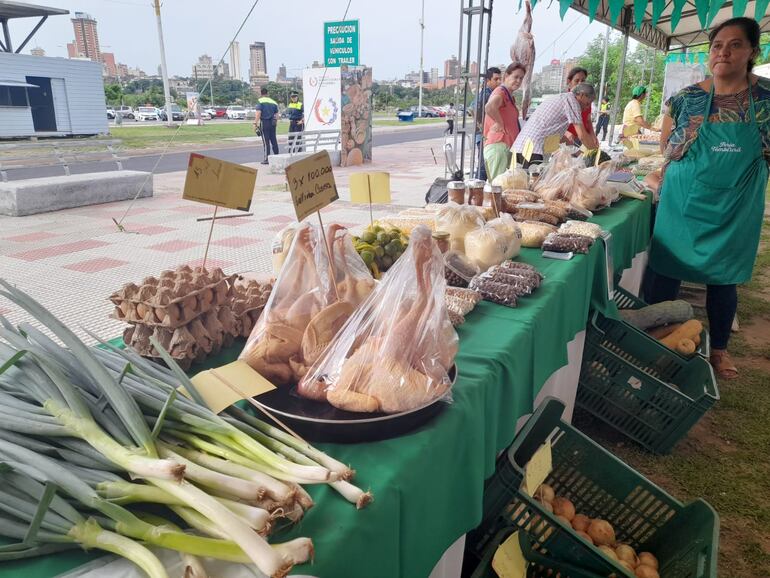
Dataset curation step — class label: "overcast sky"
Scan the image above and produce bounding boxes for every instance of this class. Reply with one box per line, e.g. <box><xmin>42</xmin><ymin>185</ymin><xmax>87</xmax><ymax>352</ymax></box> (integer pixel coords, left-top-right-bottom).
<box><xmin>14</xmin><ymin>0</ymin><xmax>619</xmax><ymax>80</ymax></box>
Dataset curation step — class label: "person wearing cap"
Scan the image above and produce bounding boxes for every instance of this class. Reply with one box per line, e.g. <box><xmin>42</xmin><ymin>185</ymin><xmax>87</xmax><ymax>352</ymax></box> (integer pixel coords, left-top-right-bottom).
<box><xmin>512</xmin><ymin>83</ymin><xmax>599</xmax><ymax>168</ymax></box>
<box><xmin>254</xmin><ymin>87</ymin><xmax>280</xmax><ymax>164</ymax></box>
<box><xmin>621</xmin><ymin>86</ymin><xmax>653</xmax><ymax>139</ymax></box>
<box><xmin>287</xmin><ymin>91</ymin><xmax>304</xmax><ymax>153</ymax></box>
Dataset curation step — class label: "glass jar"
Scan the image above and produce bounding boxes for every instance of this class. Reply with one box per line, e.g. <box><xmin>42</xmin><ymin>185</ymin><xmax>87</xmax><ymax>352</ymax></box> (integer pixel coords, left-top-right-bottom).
<box><xmin>447</xmin><ymin>181</ymin><xmax>466</xmax><ymax>204</ymax></box>
<box><xmin>484</xmin><ymin>183</ymin><xmax>503</xmax><ymax>216</ymax></box>
<box><xmin>432</xmin><ymin>231</ymin><xmax>451</xmax><ymax>254</ymax></box>
<box><xmin>466</xmin><ymin>179</ymin><xmax>485</xmax><ymax>206</ymax></box>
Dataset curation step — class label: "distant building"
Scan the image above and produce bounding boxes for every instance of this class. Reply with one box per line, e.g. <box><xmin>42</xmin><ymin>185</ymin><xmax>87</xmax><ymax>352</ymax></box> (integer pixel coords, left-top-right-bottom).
<box><xmin>118</xmin><ymin>63</ymin><xmax>129</xmax><ymax>77</ymax></box>
<box><xmin>70</xmin><ymin>12</ymin><xmax>100</xmax><ymax>61</ymax></box>
<box><xmin>311</xmin><ymin>60</ymin><xmax>322</xmax><ymax>69</ymax></box>
<box><xmin>277</xmin><ymin>64</ymin><xmax>287</xmax><ymax>82</ymax></box>
<box><xmin>30</xmin><ymin>46</ymin><xmax>45</xmax><ymax>57</ymax></box>
<box><xmin>229</xmin><ymin>41</ymin><xmax>241</xmax><ymax>81</ymax></box>
<box><xmin>216</xmin><ymin>62</ymin><xmax>230</xmax><ymax>79</ymax></box>
<box><xmin>562</xmin><ymin>57</ymin><xmax>581</xmax><ymax>87</ymax></box>
<box><xmin>469</xmin><ymin>61</ymin><xmax>479</xmax><ymax>79</ymax></box>
<box><xmin>539</xmin><ymin>59</ymin><xmax>565</xmax><ymax>93</ymax></box>
<box><xmin>249</xmin><ymin>42</ymin><xmax>268</xmax><ymax>85</ymax></box>
<box><xmin>193</xmin><ymin>54</ymin><xmax>215</xmax><ymax>80</ymax></box>
<box><xmin>66</xmin><ymin>43</ymin><xmax>77</xmax><ymax>58</ymax></box>
<box><xmin>125</xmin><ymin>66</ymin><xmax>146</xmax><ymax>78</ymax></box>
<box><xmin>102</xmin><ymin>52</ymin><xmax>117</xmax><ymax>77</ymax></box>
<box><xmin>430</xmin><ymin>67</ymin><xmax>439</xmax><ymax>85</ymax></box>
<box><xmin>444</xmin><ymin>55</ymin><xmax>460</xmax><ymax>80</ymax></box>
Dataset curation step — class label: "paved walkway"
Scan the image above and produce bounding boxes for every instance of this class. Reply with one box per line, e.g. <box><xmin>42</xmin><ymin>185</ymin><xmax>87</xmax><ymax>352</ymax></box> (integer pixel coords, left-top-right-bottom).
<box><xmin>0</xmin><ymin>136</ymin><xmax>451</xmax><ymax>343</ymax></box>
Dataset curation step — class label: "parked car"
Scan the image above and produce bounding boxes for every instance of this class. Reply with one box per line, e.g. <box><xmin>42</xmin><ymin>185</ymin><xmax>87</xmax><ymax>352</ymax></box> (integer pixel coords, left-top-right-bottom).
<box><xmin>116</xmin><ymin>106</ymin><xmax>135</xmax><ymax>119</ymax></box>
<box><xmin>136</xmin><ymin>107</ymin><xmax>159</xmax><ymax>121</ymax></box>
<box><xmin>225</xmin><ymin>105</ymin><xmax>247</xmax><ymax>120</ymax></box>
<box><xmin>245</xmin><ymin>107</ymin><xmax>257</xmax><ymax>120</ymax></box>
<box><xmin>106</xmin><ymin>107</ymin><xmax>115</xmax><ymax>119</ymax></box>
<box><xmin>159</xmin><ymin>104</ymin><xmax>185</xmax><ymax>121</ymax></box>
<box><xmin>207</xmin><ymin>107</ymin><xmax>227</xmax><ymax>119</ymax></box>
<box><xmin>410</xmin><ymin>105</ymin><xmax>438</xmax><ymax>118</ymax></box>
<box><xmin>430</xmin><ymin>106</ymin><xmax>446</xmax><ymax>117</ymax></box>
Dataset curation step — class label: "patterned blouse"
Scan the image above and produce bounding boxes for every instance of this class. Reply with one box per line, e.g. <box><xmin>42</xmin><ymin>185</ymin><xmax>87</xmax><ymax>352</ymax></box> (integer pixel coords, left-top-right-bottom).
<box><xmin>663</xmin><ymin>76</ymin><xmax>770</xmax><ymax>168</ymax></box>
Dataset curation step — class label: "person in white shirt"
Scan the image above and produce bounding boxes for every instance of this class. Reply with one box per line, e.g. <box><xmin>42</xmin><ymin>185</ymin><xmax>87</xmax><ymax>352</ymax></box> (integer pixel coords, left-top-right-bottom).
<box><xmin>511</xmin><ymin>83</ymin><xmax>599</xmax><ymax>167</ymax></box>
<box><xmin>445</xmin><ymin>103</ymin><xmax>456</xmax><ymax>135</ymax></box>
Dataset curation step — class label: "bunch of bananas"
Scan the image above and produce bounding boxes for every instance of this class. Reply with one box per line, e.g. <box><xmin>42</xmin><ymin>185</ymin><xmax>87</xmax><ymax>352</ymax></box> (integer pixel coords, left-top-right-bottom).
<box><xmin>352</xmin><ymin>224</ymin><xmax>408</xmax><ymax>280</ymax></box>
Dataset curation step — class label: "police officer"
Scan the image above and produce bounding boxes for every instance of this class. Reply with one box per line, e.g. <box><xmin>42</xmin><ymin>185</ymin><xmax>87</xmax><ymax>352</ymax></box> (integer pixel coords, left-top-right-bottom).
<box><xmin>287</xmin><ymin>91</ymin><xmax>304</xmax><ymax>153</ymax></box>
<box><xmin>254</xmin><ymin>87</ymin><xmax>279</xmax><ymax>164</ymax></box>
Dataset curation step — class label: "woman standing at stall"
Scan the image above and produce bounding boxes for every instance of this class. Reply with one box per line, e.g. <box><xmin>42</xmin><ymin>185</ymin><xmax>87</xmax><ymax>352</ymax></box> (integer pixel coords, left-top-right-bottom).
<box><xmin>483</xmin><ymin>63</ymin><xmax>525</xmax><ymax>181</ymax></box>
<box><xmin>621</xmin><ymin>86</ymin><xmax>653</xmax><ymax>139</ymax></box>
<box><xmin>649</xmin><ymin>17</ymin><xmax>770</xmax><ymax>379</ymax></box>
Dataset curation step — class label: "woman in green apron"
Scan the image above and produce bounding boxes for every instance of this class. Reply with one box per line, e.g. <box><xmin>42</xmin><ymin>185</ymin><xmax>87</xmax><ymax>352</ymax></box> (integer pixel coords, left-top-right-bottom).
<box><xmin>649</xmin><ymin>17</ymin><xmax>770</xmax><ymax>380</ymax></box>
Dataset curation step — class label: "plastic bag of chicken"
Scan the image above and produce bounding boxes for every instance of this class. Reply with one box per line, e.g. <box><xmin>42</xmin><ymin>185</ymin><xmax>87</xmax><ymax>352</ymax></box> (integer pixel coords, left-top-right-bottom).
<box><xmin>298</xmin><ymin>225</ymin><xmax>458</xmax><ymax>413</ymax></box>
<box><xmin>239</xmin><ymin>222</ymin><xmax>374</xmax><ymax>386</ymax></box>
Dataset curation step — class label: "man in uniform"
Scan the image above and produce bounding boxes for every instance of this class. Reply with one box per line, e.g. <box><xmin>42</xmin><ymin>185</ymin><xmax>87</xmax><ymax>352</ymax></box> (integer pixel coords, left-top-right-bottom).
<box><xmin>286</xmin><ymin>91</ymin><xmax>304</xmax><ymax>152</ymax></box>
<box><xmin>254</xmin><ymin>87</ymin><xmax>279</xmax><ymax>164</ymax></box>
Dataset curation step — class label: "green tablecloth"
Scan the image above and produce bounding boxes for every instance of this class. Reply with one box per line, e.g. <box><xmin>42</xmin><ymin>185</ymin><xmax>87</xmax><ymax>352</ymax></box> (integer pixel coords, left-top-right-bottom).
<box><xmin>2</xmin><ymin>196</ymin><xmax>651</xmax><ymax>578</ymax></box>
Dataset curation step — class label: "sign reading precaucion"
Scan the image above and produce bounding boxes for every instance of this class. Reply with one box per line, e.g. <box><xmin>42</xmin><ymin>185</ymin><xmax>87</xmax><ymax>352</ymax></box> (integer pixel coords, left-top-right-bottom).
<box><xmin>183</xmin><ymin>153</ymin><xmax>257</xmax><ymax>211</ymax></box>
<box><xmin>285</xmin><ymin>150</ymin><xmax>339</xmax><ymax>221</ymax></box>
<box><xmin>324</xmin><ymin>20</ymin><xmax>359</xmax><ymax>67</ymax></box>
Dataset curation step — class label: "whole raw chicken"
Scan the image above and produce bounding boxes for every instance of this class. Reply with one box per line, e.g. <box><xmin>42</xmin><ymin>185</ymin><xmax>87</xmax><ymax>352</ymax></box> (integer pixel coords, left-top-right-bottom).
<box><xmin>510</xmin><ymin>1</ymin><xmax>535</xmax><ymax>119</ymax></box>
<box><xmin>298</xmin><ymin>226</ymin><xmax>458</xmax><ymax>413</ymax></box>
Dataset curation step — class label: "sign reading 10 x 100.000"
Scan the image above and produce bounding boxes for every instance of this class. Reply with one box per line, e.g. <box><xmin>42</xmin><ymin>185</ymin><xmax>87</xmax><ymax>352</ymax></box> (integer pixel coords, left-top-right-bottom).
<box><xmin>324</xmin><ymin>19</ymin><xmax>359</xmax><ymax>67</ymax></box>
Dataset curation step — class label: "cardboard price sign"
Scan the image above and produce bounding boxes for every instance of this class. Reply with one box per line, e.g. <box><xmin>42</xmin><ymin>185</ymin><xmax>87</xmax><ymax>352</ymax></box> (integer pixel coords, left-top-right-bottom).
<box><xmin>492</xmin><ymin>532</ymin><xmax>528</xmax><ymax>578</ymax></box>
<box><xmin>183</xmin><ymin>153</ymin><xmax>257</xmax><ymax>211</ymax></box>
<box><xmin>188</xmin><ymin>360</ymin><xmax>276</xmax><ymax>414</ymax></box>
<box><xmin>285</xmin><ymin>150</ymin><xmax>339</xmax><ymax>221</ymax></box>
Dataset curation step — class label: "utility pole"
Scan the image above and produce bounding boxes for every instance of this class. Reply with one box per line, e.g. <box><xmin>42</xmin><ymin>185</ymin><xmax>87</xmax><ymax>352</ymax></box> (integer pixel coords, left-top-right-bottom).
<box><xmin>596</xmin><ymin>25</ymin><xmax>610</xmax><ymax>117</ymax></box>
<box><xmin>153</xmin><ymin>0</ymin><xmax>174</xmax><ymax>127</ymax></box>
<box><xmin>418</xmin><ymin>0</ymin><xmax>425</xmax><ymax>117</ymax></box>
<box><xmin>645</xmin><ymin>49</ymin><xmax>656</xmax><ymax>118</ymax></box>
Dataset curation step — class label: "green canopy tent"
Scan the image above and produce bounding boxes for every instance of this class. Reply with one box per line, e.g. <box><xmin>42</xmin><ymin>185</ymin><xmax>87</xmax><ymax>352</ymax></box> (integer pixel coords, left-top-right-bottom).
<box><xmin>526</xmin><ymin>0</ymin><xmax>769</xmax><ymax>141</ymax></box>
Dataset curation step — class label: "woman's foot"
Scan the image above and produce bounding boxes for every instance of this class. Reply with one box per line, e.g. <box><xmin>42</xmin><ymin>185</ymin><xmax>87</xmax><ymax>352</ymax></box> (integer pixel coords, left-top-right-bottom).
<box><xmin>710</xmin><ymin>349</ymin><xmax>738</xmax><ymax>380</ymax></box>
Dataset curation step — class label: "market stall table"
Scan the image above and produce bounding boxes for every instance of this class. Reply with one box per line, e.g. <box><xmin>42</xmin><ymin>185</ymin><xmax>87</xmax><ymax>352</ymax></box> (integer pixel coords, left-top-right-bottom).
<box><xmin>2</xmin><ymin>195</ymin><xmax>651</xmax><ymax>578</ymax></box>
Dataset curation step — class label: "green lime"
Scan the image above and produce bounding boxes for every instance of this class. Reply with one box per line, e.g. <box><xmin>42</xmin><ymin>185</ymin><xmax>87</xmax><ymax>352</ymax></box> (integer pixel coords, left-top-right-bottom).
<box><xmin>384</xmin><ymin>240</ymin><xmax>400</xmax><ymax>256</ymax></box>
<box><xmin>381</xmin><ymin>255</ymin><xmax>393</xmax><ymax>269</ymax></box>
<box><xmin>359</xmin><ymin>250</ymin><xmax>374</xmax><ymax>265</ymax></box>
<box><xmin>374</xmin><ymin>245</ymin><xmax>385</xmax><ymax>258</ymax></box>
<box><xmin>362</xmin><ymin>231</ymin><xmax>377</xmax><ymax>244</ymax></box>
<box><xmin>376</xmin><ymin>232</ymin><xmax>389</xmax><ymax>244</ymax></box>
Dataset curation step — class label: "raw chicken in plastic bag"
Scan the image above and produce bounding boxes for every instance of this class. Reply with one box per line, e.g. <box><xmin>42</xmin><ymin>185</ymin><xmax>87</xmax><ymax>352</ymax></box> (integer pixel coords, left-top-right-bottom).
<box><xmin>571</xmin><ymin>160</ymin><xmax>618</xmax><ymax>211</ymax></box>
<box><xmin>298</xmin><ymin>225</ymin><xmax>458</xmax><ymax>413</ymax></box>
<box><xmin>240</xmin><ymin>222</ymin><xmax>374</xmax><ymax>386</ymax></box>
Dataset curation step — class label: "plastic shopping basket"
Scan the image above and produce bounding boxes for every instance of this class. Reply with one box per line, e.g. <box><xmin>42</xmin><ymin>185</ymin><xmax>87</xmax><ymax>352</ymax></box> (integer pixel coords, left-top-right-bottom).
<box><xmin>576</xmin><ymin>311</ymin><xmax>719</xmax><ymax>454</ymax></box>
<box><xmin>466</xmin><ymin>398</ymin><xmax>719</xmax><ymax>578</ymax></box>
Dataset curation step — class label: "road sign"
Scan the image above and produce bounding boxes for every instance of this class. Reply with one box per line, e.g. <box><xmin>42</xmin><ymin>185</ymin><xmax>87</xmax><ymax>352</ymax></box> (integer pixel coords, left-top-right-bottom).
<box><xmin>324</xmin><ymin>20</ymin><xmax>359</xmax><ymax>67</ymax></box>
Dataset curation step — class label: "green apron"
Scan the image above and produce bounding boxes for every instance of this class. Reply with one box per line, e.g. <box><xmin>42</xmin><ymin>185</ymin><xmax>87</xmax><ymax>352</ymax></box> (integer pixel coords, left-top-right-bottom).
<box><xmin>650</xmin><ymin>83</ymin><xmax>768</xmax><ymax>285</ymax></box>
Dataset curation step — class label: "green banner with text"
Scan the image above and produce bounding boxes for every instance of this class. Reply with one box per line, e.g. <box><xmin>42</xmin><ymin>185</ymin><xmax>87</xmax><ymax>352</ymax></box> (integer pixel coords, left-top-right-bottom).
<box><xmin>324</xmin><ymin>20</ymin><xmax>359</xmax><ymax>67</ymax></box>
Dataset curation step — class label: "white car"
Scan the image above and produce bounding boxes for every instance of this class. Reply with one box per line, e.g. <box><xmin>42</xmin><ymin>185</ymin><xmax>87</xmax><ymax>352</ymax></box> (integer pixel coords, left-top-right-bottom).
<box><xmin>226</xmin><ymin>105</ymin><xmax>246</xmax><ymax>120</ymax></box>
<box><xmin>135</xmin><ymin>107</ymin><xmax>159</xmax><ymax>121</ymax></box>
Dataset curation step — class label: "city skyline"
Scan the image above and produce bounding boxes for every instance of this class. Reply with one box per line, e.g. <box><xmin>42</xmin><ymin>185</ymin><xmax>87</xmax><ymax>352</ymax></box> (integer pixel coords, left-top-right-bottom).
<box><xmin>17</xmin><ymin>0</ymin><xmax>611</xmax><ymax>83</ymax></box>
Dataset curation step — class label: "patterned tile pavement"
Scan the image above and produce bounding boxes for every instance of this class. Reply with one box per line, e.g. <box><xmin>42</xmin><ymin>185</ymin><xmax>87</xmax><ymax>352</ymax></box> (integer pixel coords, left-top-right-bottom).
<box><xmin>0</xmin><ymin>136</ymin><xmax>453</xmax><ymax>343</ymax></box>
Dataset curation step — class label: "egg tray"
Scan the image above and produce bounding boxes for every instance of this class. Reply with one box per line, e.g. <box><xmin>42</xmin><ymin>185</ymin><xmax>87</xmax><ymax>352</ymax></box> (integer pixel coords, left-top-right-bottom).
<box><xmin>110</xmin><ymin>277</ymin><xmax>234</xmax><ymax>329</ymax></box>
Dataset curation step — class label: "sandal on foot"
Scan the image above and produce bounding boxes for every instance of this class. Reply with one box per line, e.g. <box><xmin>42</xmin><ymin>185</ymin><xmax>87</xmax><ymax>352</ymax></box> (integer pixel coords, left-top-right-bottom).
<box><xmin>710</xmin><ymin>350</ymin><xmax>738</xmax><ymax>380</ymax></box>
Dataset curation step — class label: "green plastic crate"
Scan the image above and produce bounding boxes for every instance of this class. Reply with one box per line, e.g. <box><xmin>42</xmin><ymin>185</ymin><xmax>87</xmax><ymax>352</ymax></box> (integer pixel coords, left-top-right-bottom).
<box><xmin>466</xmin><ymin>398</ymin><xmax>719</xmax><ymax>578</ymax></box>
<box><xmin>613</xmin><ymin>286</ymin><xmax>710</xmax><ymax>359</ymax></box>
<box><xmin>577</xmin><ymin>311</ymin><xmax>719</xmax><ymax>454</ymax></box>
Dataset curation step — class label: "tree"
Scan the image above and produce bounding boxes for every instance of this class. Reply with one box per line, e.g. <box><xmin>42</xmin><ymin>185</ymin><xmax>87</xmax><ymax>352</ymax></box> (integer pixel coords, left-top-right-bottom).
<box><xmin>104</xmin><ymin>84</ymin><xmax>122</xmax><ymax>105</ymax></box>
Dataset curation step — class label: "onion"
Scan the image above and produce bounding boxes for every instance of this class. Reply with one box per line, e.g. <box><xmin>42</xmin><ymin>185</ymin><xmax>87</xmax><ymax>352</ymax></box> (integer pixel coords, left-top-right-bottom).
<box><xmin>637</xmin><ymin>552</ymin><xmax>659</xmax><ymax>570</ymax></box>
<box><xmin>635</xmin><ymin>565</ymin><xmax>660</xmax><ymax>578</ymax></box>
<box><xmin>619</xmin><ymin>560</ymin><xmax>636</xmax><ymax>571</ymax></box>
<box><xmin>587</xmin><ymin>518</ymin><xmax>616</xmax><ymax>547</ymax></box>
<box><xmin>571</xmin><ymin>513</ymin><xmax>590</xmax><ymax>532</ymax></box>
<box><xmin>615</xmin><ymin>544</ymin><xmax>638</xmax><ymax>567</ymax></box>
<box><xmin>556</xmin><ymin>514</ymin><xmax>572</xmax><ymax>526</ymax></box>
<box><xmin>598</xmin><ymin>545</ymin><xmax>618</xmax><ymax>560</ymax></box>
<box><xmin>541</xmin><ymin>501</ymin><xmax>553</xmax><ymax>513</ymax></box>
<box><xmin>551</xmin><ymin>497</ymin><xmax>576</xmax><ymax>521</ymax></box>
<box><xmin>575</xmin><ymin>530</ymin><xmax>593</xmax><ymax>544</ymax></box>
<box><xmin>535</xmin><ymin>483</ymin><xmax>555</xmax><ymax>503</ymax></box>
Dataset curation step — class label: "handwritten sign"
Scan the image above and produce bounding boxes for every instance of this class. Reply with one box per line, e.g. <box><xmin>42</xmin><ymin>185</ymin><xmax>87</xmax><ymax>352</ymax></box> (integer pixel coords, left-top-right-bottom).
<box><xmin>543</xmin><ymin>134</ymin><xmax>562</xmax><ymax>155</ymax></box>
<box><xmin>350</xmin><ymin>172</ymin><xmax>391</xmax><ymax>204</ymax></box>
<box><xmin>183</xmin><ymin>153</ymin><xmax>257</xmax><ymax>211</ymax></box>
<box><xmin>285</xmin><ymin>150</ymin><xmax>339</xmax><ymax>221</ymax></box>
<box><xmin>522</xmin><ymin>440</ymin><xmax>552</xmax><ymax>497</ymax></box>
<box><xmin>522</xmin><ymin>139</ymin><xmax>535</xmax><ymax>163</ymax></box>
<box><xmin>492</xmin><ymin>532</ymin><xmax>528</xmax><ymax>578</ymax></box>
<box><xmin>188</xmin><ymin>360</ymin><xmax>276</xmax><ymax>414</ymax></box>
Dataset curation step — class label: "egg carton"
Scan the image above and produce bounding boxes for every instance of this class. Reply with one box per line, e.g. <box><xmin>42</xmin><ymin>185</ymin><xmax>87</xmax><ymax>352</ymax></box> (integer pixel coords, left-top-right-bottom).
<box><xmin>109</xmin><ymin>266</ymin><xmax>235</xmax><ymax>328</ymax></box>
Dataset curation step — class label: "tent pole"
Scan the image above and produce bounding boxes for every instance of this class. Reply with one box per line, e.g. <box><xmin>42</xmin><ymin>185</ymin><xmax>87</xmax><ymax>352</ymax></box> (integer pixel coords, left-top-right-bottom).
<box><xmin>596</xmin><ymin>25</ymin><xmax>610</xmax><ymax>124</ymax></box>
<box><xmin>645</xmin><ymin>49</ymin><xmax>656</xmax><ymax>118</ymax></box>
<box><xmin>608</xmin><ymin>29</ymin><xmax>629</xmax><ymax>145</ymax></box>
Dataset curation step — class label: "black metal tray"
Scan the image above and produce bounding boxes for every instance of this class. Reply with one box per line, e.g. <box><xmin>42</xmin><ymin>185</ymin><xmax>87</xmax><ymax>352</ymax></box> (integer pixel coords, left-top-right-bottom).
<box><xmin>251</xmin><ymin>365</ymin><xmax>457</xmax><ymax>443</ymax></box>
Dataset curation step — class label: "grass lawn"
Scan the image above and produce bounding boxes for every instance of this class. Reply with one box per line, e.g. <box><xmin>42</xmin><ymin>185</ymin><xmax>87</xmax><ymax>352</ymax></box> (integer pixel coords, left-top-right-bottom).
<box><xmin>576</xmin><ymin>212</ymin><xmax>770</xmax><ymax>576</ymax></box>
<box><xmin>110</xmin><ymin>122</ymin><xmax>284</xmax><ymax>149</ymax></box>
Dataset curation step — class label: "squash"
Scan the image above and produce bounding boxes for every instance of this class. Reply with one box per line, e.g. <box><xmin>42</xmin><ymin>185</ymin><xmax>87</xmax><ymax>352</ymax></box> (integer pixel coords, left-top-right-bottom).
<box><xmin>647</xmin><ymin>323</ymin><xmax>681</xmax><ymax>340</ymax></box>
<box><xmin>619</xmin><ymin>300</ymin><xmax>693</xmax><ymax>330</ymax></box>
<box><xmin>659</xmin><ymin>320</ymin><xmax>703</xmax><ymax>355</ymax></box>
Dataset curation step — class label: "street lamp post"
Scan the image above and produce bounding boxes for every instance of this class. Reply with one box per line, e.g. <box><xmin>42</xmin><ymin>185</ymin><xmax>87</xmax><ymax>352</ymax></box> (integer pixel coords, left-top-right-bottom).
<box><xmin>153</xmin><ymin>0</ymin><xmax>173</xmax><ymax>127</ymax></box>
<box><xmin>418</xmin><ymin>0</ymin><xmax>425</xmax><ymax>118</ymax></box>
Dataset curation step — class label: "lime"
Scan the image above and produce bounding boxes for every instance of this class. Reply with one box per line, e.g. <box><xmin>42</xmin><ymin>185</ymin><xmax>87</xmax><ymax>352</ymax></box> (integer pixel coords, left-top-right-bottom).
<box><xmin>374</xmin><ymin>245</ymin><xmax>385</xmax><ymax>258</ymax></box>
<box><xmin>381</xmin><ymin>255</ymin><xmax>393</xmax><ymax>269</ymax></box>
<box><xmin>376</xmin><ymin>232</ymin><xmax>389</xmax><ymax>244</ymax></box>
<box><xmin>362</xmin><ymin>231</ymin><xmax>377</xmax><ymax>244</ymax></box>
<box><xmin>359</xmin><ymin>250</ymin><xmax>374</xmax><ymax>265</ymax></box>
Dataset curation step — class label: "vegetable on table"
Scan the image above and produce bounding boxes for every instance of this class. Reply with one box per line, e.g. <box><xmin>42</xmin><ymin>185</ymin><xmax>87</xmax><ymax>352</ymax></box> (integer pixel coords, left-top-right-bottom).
<box><xmin>0</xmin><ymin>280</ymin><xmax>370</xmax><ymax>578</ymax></box>
<box><xmin>619</xmin><ymin>300</ymin><xmax>693</xmax><ymax>330</ymax></box>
